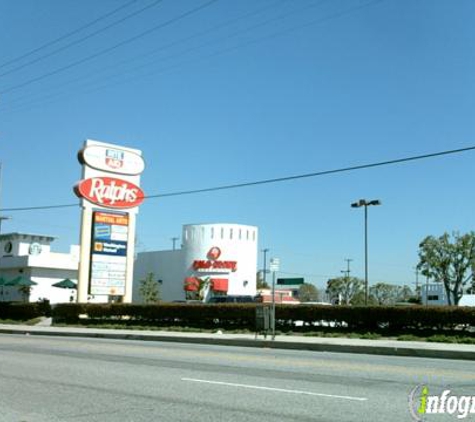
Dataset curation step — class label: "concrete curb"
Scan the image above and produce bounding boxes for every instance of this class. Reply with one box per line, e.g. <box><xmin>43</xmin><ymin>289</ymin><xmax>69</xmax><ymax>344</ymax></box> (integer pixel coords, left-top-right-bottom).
<box><xmin>1</xmin><ymin>326</ymin><xmax>474</xmax><ymax>361</ymax></box>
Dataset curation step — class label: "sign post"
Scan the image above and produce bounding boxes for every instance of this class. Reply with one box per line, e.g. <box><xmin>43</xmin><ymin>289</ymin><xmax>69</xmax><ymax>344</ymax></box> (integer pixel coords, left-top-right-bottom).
<box><xmin>74</xmin><ymin>140</ymin><xmax>145</xmax><ymax>303</ymax></box>
<box><xmin>269</xmin><ymin>257</ymin><xmax>280</xmax><ymax>340</ymax></box>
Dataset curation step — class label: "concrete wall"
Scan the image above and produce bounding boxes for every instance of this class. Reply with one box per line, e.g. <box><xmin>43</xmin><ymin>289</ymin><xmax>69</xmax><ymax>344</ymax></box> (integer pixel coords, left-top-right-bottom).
<box><xmin>132</xmin><ymin>250</ymin><xmax>185</xmax><ymax>303</ymax></box>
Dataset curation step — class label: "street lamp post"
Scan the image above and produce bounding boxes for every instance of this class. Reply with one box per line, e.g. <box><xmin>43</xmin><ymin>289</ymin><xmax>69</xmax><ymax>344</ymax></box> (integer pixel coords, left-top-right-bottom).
<box><xmin>351</xmin><ymin>199</ymin><xmax>381</xmax><ymax>305</ymax></box>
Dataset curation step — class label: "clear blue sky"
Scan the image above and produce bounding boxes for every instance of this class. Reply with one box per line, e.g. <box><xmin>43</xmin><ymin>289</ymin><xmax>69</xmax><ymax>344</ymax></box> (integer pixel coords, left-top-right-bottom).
<box><xmin>1</xmin><ymin>0</ymin><xmax>474</xmax><ymax>289</ymax></box>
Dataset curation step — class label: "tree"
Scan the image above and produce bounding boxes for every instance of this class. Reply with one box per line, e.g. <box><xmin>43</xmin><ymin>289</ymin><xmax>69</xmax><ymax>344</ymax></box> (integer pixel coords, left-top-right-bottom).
<box><xmin>417</xmin><ymin>232</ymin><xmax>475</xmax><ymax>305</ymax></box>
<box><xmin>256</xmin><ymin>271</ymin><xmax>269</xmax><ymax>289</ymax></box>
<box><xmin>139</xmin><ymin>272</ymin><xmax>161</xmax><ymax>303</ymax></box>
<box><xmin>326</xmin><ymin>277</ymin><xmax>364</xmax><ymax>305</ymax></box>
<box><xmin>369</xmin><ymin>283</ymin><xmax>400</xmax><ymax>305</ymax></box>
<box><xmin>298</xmin><ymin>283</ymin><xmax>319</xmax><ymax>302</ymax></box>
<box><xmin>397</xmin><ymin>285</ymin><xmax>414</xmax><ymax>303</ymax></box>
<box><xmin>18</xmin><ymin>285</ymin><xmax>31</xmax><ymax>303</ymax></box>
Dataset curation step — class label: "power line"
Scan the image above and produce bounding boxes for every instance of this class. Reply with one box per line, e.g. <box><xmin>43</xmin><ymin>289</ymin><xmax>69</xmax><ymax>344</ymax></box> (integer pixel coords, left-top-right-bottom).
<box><xmin>0</xmin><ymin>0</ymin><xmax>379</xmax><ymax>114</ymax></box>
<box><xmin>0</xmin><ymin>0</ymin><xmax>164</xmax><ymax>78</ymax></box>
<box><xmin>0</xmin><ymin>0</ymin><xmax>219</xmax><ymax>96</ymax></box>
<box><xmin>0</xmin><ymin>0</ymin><xmax>288</xmax><ymax>113</ymax></box>
<box><xmin>1</xmin><ymin>145</ymin><xmax>474</xmax><ymax>212</ymax></box>
<box><xmin>0</xmin><ymin>0</ymin><xmax>139</xmax><ymax>70</ymax></box>
<box><xmin>147</xmin><ymin>145</ymin><xmax>475</xmax><ymax>199</ymax></box>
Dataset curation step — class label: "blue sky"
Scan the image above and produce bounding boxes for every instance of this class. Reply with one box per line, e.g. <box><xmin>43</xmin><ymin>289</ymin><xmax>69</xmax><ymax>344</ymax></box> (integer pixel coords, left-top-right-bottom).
<box><xmin>1</xmin><ymin>0</ymin><xmax>474</xmax><ymax>289</ymax></box>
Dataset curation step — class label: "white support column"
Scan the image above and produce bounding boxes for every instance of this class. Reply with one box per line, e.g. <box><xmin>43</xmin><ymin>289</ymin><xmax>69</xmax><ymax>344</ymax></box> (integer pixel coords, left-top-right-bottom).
<box><xmin>123</xmin><ymin>213</ymin><xmax>136</xmax><ymax>303</ymax></box>
<box><xmin>77</xmin><ymin>207</ymin><xmax>92</xmax><ymax>303</ymax></box>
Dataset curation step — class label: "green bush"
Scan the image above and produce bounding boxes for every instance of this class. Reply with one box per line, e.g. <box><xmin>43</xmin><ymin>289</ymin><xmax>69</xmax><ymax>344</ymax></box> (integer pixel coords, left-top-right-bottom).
<box><xmin>0</xmin><ymin>301</ymin><xmax>51</xmax><ymax>321</ymax></box>
<box><xmin>50</xmin><ymin>303</ymin><xmax>475</xmax><ymax>334</ymax></box>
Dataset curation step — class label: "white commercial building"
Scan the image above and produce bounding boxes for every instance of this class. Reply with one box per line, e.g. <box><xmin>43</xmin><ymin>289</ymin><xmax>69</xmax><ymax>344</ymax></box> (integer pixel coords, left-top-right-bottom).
<box><xmin>421</xmin><ymin>283</ymin><xmax>475</xmax><ymax>306</ymax></box>
<box><xmin>133</xmin><ymin>223</ymin><xmax>258</xmax><ymax>302</ymax></box>
<box><xmin>0</xmin><ymin>233</ymin><xmax>79</xmax><ymax>303</ymax></box>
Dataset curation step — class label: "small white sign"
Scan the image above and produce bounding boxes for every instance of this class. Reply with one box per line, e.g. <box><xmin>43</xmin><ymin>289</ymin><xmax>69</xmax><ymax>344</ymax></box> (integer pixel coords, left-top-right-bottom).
<box><xmin>269</xmin><ymin>258</ymin><xmax>280</xmax><ymax>272</ymax></box>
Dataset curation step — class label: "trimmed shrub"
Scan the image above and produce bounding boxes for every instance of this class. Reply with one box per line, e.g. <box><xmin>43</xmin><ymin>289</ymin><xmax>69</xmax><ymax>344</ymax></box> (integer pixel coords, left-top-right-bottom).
<box><xmin>50</xmin><ymin>303</ymin><xmax>475</xmax><ymax>334</ymax></box>
<box><xmin>0</xmin><ymin>301</ymin><xmax>51</xmax><ymax>321</ymax></box>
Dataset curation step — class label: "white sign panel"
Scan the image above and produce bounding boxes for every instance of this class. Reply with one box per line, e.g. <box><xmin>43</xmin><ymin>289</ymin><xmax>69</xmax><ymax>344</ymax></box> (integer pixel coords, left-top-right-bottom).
<box><xmin>89</xmin><ymin>211</ymin><xmax>129</xmax><ymax>296</ymax></box>
<box><xmin>270</xmin><ymin>258</ymin><xmax>280</xmax><ymax>272</ymax></box>
<box><xmin>79</xmin><ymin>144</ymin><xmax>145</xmax><ymax>175</ymax></box>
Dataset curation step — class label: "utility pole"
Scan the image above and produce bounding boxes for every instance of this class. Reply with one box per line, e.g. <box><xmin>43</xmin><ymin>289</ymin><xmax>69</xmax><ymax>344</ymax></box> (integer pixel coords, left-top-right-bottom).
<box><xmin>339</xmin><ymin>258</ymin><xmax>353</xmax><ymax>305</ymax></box>
<box><xmin>171</xmin><ymin>237</ymin><xmax>179</xmax><ymax>251</ymax></box>
<box><xmin>0</xmin><ymin>163</ymin><xmax>10</xmax><ymax>234</ymax></box>
<box><xmin>342</xmin><ymin>258</ymin><xmax>352</xmax><ymax>280</ymax></box>
<box><xmin>262</xmin><ymin>248</ymin><xmax>269</xmax><ymax>286</ymax></box>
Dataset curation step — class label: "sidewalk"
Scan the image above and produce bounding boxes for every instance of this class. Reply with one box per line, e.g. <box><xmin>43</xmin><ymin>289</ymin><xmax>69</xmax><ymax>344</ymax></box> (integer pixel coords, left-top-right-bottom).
<box><xmin>0</xmin><ymin>323</ymin><xmax>474</xmax><ymax>361</ymax></box>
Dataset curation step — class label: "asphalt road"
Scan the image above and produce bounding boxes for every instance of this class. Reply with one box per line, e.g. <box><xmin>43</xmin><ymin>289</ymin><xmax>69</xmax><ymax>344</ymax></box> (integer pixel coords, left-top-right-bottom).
<box><xmin>0</xmin><ymin>335</ymin><xmax>473</xmax><ymax>422</ymax></box>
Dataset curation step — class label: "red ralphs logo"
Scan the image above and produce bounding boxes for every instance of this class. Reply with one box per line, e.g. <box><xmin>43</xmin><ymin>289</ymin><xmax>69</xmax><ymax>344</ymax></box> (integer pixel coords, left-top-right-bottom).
<box><xmin>207</xmin><ymin>247</ymin><xmax>221</xmax><ymax>260</ymax></box>
<box><xmin>74</xmin><ymin>177</ymin><xmax>144</xmax><ymax>208</ymax></box>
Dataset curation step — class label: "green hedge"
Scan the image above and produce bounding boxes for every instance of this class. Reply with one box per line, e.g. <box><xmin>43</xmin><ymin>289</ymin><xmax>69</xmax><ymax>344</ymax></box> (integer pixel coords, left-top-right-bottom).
<box><xmin>51</xmin><ymin>303</ymin><xmax>475</xmax><ymax>332</ymax></box>
<box><xmin>0</xmin><ymin>301</ymin><xmax>51</xmax><ymax>321</ymax></box>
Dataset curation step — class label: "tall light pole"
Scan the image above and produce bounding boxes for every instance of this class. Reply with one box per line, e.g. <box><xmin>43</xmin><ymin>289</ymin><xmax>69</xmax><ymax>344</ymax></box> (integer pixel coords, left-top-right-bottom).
<box><xmin>351</xmin><ymin>199</ymin><xmax>381</xmax><ymax>305</ymax></box>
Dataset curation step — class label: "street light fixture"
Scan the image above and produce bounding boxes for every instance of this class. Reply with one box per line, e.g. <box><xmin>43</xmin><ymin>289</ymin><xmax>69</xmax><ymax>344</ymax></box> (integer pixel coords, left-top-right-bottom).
<box><xmin>351</xmin><ymin>199</ymin><xmax>381</xmax><ymax>305</ymax></box>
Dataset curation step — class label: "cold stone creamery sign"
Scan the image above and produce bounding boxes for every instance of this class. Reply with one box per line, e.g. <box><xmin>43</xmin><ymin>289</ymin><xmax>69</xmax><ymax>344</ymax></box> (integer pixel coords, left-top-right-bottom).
<box><xmin>192</xmin><ymin>247</ymin><xmax>238</xmax><ymax>272</ymax></box>
<box><xmin>74</xmin><ymin>140</ymin><xmax>145</xmax><ymax>303</ymax></box>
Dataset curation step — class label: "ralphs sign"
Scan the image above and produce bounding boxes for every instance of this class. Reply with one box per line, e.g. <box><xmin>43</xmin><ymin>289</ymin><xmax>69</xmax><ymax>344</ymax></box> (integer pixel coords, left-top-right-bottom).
<box><xmin>75</xmin><ymin>177</ymin><xmax>144</xmax><ymax>209</ymax></box>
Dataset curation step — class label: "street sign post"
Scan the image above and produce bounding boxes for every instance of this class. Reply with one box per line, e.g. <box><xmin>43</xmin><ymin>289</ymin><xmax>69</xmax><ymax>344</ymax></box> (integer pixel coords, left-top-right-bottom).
<box><xmin>269</xmin><ymin>258</ymin><xmax>280</xmax><ymax>340</ymax></box>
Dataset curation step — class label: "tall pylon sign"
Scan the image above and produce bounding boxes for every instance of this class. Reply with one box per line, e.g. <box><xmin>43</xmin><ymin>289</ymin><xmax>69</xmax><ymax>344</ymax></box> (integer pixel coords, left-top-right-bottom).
<box><xmin>74</xmin><ymin>140</ymin><xmax>145</xmax><ymax>303</ymax></box>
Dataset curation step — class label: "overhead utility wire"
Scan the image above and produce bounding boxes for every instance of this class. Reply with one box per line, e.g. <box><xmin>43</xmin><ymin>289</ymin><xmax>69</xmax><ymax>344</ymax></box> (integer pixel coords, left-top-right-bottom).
<box><xmin>147</xmin><ymin>145</ymin><xmax>475</xmax><ymax>198</ymax></box>
<box><xmin>0</xmin><ymin>0</ymin><xmax>164</xmax><ymax>78</ymax></box>
<box><xmin>0</xmin><ymin>0</ymin><xmax>286</xmax><ymax>112</ymax></box>
<box><xmin>0</xmin><ymin>0</ymin><xmax>219</xmax><ymax>96</ymax></box>
<box><xmin>1</xmin><ymin>145</ymin><xmax>474</xmax><ymax>212</ymax></box>
<box><xmin>0</xmin><ymin>0</ymin><xmax>380</xmax><ymax>114</ymax></box>
<box><xmin>0</xmin><ymin>0</ymin><xmax>139</xmax><ymax>70</ymax></box>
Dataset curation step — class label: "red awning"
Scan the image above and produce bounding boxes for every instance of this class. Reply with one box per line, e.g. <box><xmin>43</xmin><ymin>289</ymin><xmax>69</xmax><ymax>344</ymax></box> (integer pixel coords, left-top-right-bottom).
<box><xmin>211</xmin><ymin>278</ymin><xmax>228</xmax><ymax>293</ymax></box>
<box><xmin>184</xmin><ymin>277</ymin><xmax>199</xmax><ymax>291</ymax></box>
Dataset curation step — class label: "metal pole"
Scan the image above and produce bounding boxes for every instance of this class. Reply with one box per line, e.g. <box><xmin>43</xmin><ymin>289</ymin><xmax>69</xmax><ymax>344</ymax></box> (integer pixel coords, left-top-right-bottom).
<box><xmin>171</xmin><ymin>237</ymin><xmax>179</xmax><ymax>250</ymax></box>
<box><xmin>262</xmin><ymin>248</ymin><xmax>269</xmax><ymax>286</ymax></box>
<box><xmin>271</xmin><ymin>269</ymin><xmax>276</xmax><ymax>340</ymax></box>
<box><xmin>364</xmin><ymin>205</ymin><xmax>368</xmax><ymax>305</ymax></box>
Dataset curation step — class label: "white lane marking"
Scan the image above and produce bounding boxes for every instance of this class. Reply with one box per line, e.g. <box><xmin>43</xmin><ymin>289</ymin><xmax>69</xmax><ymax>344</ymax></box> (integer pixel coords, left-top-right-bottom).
<box><xmin>181</xmin><ymin>378</ymin><xmax>368</xmax><ymax>401</ymax></box>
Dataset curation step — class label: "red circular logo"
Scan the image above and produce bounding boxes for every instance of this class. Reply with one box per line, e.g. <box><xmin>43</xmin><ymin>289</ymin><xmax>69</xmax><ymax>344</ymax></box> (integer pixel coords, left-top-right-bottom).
<box><xmin>207</xmin><ymin>247</ymin><xmax>221</xmax><ymax>260</ymax></box>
